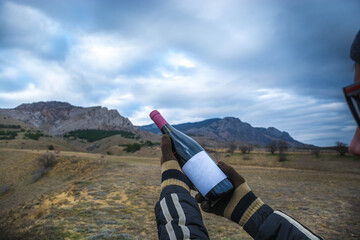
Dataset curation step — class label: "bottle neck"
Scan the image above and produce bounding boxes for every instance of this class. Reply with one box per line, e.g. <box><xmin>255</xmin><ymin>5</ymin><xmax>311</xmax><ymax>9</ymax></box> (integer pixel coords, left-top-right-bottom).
<box><xmin>150</xmin><ymin>110</ymin><xmax>168</xmax><ymax>130</ymax></box>
<box><xmin>160</xmin><ymin>123</ymin><xmax>173</xmax><ymax>135</ymax></box>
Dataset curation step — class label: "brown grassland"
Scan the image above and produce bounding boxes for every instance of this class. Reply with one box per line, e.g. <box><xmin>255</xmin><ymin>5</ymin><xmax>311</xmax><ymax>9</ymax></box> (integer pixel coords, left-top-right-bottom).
<box><xmin>0</xmin><ymin>146</ymin><xmax>360</xmax><ymax>240</ymax></box>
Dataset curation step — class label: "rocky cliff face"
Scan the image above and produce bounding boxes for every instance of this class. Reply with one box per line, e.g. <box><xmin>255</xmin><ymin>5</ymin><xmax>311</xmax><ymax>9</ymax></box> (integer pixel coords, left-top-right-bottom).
<box><xmin>139</xmin><ymin>117</ymin><xmax>309</xmax><ymax>147</ymax></box>
<box><xmin>0</xmin><ymin>101</ymin><xmax>137</xmax><ymax>136</ymax></box>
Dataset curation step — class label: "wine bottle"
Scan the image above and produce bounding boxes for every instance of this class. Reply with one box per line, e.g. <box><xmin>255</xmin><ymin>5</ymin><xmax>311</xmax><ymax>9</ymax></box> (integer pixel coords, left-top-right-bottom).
<box><xmin>150</xmin><ymin>110</ymin><xmax>234</xmax><ymax>201</ymax></box>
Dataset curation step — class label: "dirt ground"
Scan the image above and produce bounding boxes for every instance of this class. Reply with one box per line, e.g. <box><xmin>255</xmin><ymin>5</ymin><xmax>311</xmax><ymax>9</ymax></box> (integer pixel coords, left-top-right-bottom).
<box><xmin>0</xmin><ymin>149</ymin><xmax>360</xmax><ymax>239</ymax></box>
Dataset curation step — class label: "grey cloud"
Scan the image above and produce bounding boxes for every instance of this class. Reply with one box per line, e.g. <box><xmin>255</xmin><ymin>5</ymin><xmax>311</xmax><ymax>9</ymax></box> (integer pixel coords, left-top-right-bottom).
<box><xmin>0</xmin><ymin>1</ymin><xmax>70</xmax><ymax>60</ymax></box>
<box><xmin>0</xmin><ymin>0</ymin><xmax>359</xmax><ymax>146</ymax></box>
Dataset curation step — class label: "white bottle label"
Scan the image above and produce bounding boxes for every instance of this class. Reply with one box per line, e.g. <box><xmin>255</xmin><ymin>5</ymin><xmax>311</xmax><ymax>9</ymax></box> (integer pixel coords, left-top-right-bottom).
<box><xmin>182</xmin><ymin>151</ymin><xmax>227</xmax><ymax>196</ymax></box>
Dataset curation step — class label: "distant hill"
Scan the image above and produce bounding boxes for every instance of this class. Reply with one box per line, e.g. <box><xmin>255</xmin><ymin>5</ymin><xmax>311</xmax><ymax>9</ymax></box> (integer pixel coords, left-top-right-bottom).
<box><xmin>0</xmin><ymin>101</ymin><xmax>158</xmax><ymax>142</ymax></box>
<box><xmin>0</xmin><ymin>101</ymin><xmax>311</xmax><ymax>148</ymax></box>
<box><xmin>139</xmin><ymin>117</ymin><xmax>312</xmax><ymax>147</ymax></box>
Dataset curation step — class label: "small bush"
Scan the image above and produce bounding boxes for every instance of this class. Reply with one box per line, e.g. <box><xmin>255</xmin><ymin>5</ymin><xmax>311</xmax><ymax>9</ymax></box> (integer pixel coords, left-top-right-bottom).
<box><xmin>32</xmin><ymin>153</ymin><xmax>57</xmax><ymax>182</ymax></box>
<box><xmin>240</xmin><ymin>145</ymin><xmax>253</xmax><ymax>154</ymax></box>
<box><xmin>335</xmin><ymin>141</ymin><xmax>348</xmax><ymax>156</ymax></box>
<box><xmin>48</xmin><ymin>145</ymin><xmax>54</xmax><ymax>150</ymax></box>
<box><xmin>278</xmin><ymin>140</ymin><xmax>288</xmax><ymax>153</ymax></box>
<box><xmin>311</xmin><ymin>148</ymin><xmax>320</xmax><ymax>157</ymax></box>
<box><xmin>267</xmin><ymin>141</ymin><xmax>278</xmax><ymax>154</ymax></box>
<box><xmin>0</xmin><ymin>124</ymin><xmax>21</xmax><ymax>129</ymax></box>
<box><xmin>64</xmin><ymin>129</ymin><xmax>137</xmax><ymax>142</ymax></box>
<box><xmin>123</xmin><ymin>143</ymin><xmax>142</xmax><ymax>153</ymax></box>
<box><xmin>144</xmin><ymin>140</ymin><xmax>158</xmax><ymax>147</ymax></box>
<box><xmin>0</xmin><ymin>130</ymin><xmax>18</xmax><ymax>140</ymax></box>
<box><xmin>24</xmin><ymin>130</ymin><xmax>44</xmax><ymax>140</ymax></box>
<box><xmin>278</xmin><ymin>140</ymin><xmax>288</xmax><ymax>162</ymax></box>
<box><xmin>227</xmin><ymin>142</ymin><xmax>237</xmax><ymax>154</ymax></box>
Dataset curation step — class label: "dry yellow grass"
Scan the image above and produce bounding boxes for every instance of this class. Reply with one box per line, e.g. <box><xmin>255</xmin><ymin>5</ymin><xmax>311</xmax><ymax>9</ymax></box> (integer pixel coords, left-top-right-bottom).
<box><xmin>0</xmin><ymin>148</ymin><xmax>360</xmax><ymax>239</ymax></box>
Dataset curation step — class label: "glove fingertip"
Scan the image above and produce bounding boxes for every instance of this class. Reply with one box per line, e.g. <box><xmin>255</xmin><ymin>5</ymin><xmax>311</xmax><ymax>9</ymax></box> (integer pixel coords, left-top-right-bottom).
<box><xmin>201</xmin><ymin>201</ymin><xmax>210</xmax><ymax>212</ymax></box>
<box><xmin>195</xmin><ymin>193</ymin><xmax>204</xmax><ymax>203</ymax></box>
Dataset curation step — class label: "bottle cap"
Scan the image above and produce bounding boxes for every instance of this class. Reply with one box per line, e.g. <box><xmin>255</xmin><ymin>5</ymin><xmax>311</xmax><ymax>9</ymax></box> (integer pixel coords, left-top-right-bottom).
<box><xmin>150</xmin><ymin>110</ymin><xmax>168</xmax><ymax>129</ymax></box>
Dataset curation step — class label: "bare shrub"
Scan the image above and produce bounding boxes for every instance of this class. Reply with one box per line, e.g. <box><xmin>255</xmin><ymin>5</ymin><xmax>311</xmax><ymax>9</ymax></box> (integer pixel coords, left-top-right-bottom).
<box><xmin>267</xmin><ymin>140</ymin><xmax>278</xmax><ymax>154</ymax></box>
<box><xmin>311</xmin><ymin>148</ymin><xmax>321</xmax><ymax>157</ymax></box>
<box><xmin>32</xmin><ymin>153</ymin><xmax>57</xmax><ymax>182</ymax></box>
<box><xmin>240</xmin><ymin>144</ymin><xmax>253</xmax><ymax>154</ymax></box>
<box><xmin>335</xmin><ymin>141</ymin><xmax>348</xmax><ymax>156</ymax></box>
<box><xmin>278</xmin><ymin>140</ymin><xmax>288</xmax><ymax>153</ymax></box>
<box><xmin>227</xmin><ymin>142</ymin><xmax>237</xmax><ymax>154</ymax></box>
<box><xmin>278</xmin><ymin>140</ymin><xmax>288</xmax><ymax>162</ymax></box>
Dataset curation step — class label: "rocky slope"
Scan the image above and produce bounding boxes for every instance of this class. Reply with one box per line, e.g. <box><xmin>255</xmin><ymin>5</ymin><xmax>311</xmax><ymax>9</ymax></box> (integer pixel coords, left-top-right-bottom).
<box><xmin>0</xmin><ymin>101</ymin><xmax>308</xmax><ymax>147</ymax></box>
<box><xmin>139</xmin><ymin>117</ymin><xmax>310</xmax><ymax>147</ymax></box>
<box><xmin>0</xmin><ymin>101</ymin><xmax>137</xmax><ymax>136</ymax></box>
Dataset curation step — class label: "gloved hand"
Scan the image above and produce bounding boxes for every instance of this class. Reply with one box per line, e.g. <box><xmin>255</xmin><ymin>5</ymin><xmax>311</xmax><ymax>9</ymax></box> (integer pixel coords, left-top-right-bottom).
<box><xmin>160</xmin><ymin>135</ymin><xmax>192</xmax><ymax>192</ymax></box>
<box><xmin>195</xmin><ymin>162</ymin><xmax>265</xmax><ymax>227</ymax></box>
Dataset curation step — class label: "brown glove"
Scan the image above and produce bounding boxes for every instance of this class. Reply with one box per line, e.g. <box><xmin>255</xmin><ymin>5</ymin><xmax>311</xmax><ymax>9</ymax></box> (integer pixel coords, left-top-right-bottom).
<box><xmin>195</xmin><ymin>162</ymin><xmax>264</xmax><ymax>227</ymax></box>
<box><xmin>160</xmin><ymin>135</ymin><xmax>192</xmax><ymax>192</ymax></box>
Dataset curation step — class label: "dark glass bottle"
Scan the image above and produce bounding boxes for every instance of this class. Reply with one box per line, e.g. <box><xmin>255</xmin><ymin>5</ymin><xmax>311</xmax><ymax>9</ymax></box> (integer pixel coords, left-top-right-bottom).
<box><xmin>150</xmin><ymin>110</ymin><xmax>233</xmax><ymax>201</ymax></box>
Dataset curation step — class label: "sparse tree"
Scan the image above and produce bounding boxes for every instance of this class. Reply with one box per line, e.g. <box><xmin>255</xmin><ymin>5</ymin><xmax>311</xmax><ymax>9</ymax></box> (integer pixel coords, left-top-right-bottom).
<box><xmin>240</xmin><ymin>144</ymin><xmax>253</xmax><ymax>154</ymax></box>
<box><xmin>227</xmin><ymin>142</ymin><xmax>237</xmax><ymax>154</ymax></box>
<box><xmin>267</xmin><ymin>140</ymin><xmax>278</xmax><ymax>154</ymax></box>
<box><xmin>278</xmin><ymin>140</ymin><xmax>288</xmax><ymax>162</ymax></box>
<box><xmin>278</xmin><ymin>140</ymin><xmax>288</xmax><ymax>153</ymax></box>
<box><xmin>239</xmin><ymin>145</ymin><xmax>248</xmax><ymax>154</ymax></box>
<box><xmin>335</xmin><ymin>141</ymin><xmax>348</xmax><ymax>156</ymax></box>
<box><xmin>311</xmin><ymin>148</ymin><xmax>321</xmax><ymax>157</ymax></box>
<box><xmin>32</xmin><ymin>153</ymin><xmax>57</xmax><ymax>182</ymax></box>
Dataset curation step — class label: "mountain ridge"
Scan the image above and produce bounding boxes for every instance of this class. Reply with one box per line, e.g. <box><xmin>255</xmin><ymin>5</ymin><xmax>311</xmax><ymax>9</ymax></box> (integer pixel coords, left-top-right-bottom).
<box><xmin>139</xmin><ymin>117</ymin><xmax>311</xmax><ymax>147</ymax></box>
<box><xmin>0</xmin><ymin>101</ymin><xmax>136</xmax><ymax>136</ymax></box>
<box><xmin>0</xmin><ymin>101</ymin><xmax>311</xmax><ymax>147</ymax></box>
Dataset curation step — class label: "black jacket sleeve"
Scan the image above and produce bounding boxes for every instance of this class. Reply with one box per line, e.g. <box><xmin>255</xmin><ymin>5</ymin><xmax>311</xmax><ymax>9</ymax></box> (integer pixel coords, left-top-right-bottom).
<box><xmin>155</xmin><ymin>186</ymin><xmax>323</xmax><ymax>240</ymax></box>
<box><xmin>155</xmin><ymin>185</ymin><xmax>209</xmax><ymax>240</ymax></box>
<box><xmin>244</xmin><ymin>206</ymin><xmax>323</xmax><ymax>240</ymax></box>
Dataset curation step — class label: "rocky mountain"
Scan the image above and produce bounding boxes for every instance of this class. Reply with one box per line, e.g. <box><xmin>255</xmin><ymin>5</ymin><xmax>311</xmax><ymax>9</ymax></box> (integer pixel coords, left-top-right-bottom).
<box><xmin>0</xmin><ymin>101</ymin><xmax>310</xmax><ymax>147</ymax></box>
<box><xmin>139</xmin><ymin>117</ymin><xmax>310</xmax><ymax>147</ymax></box>
<box><xmin>0</xmin><ymin>101</ymin><xmax>137</xmax><ymax>136</ymax></box>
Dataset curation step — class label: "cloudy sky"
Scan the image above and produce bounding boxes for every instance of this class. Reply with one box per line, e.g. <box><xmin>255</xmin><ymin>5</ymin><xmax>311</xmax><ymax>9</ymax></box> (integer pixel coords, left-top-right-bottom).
<box><xmin>0</xmin><ymin>0</ymin><xmax>359</xmax><ymax>146</ymax></box>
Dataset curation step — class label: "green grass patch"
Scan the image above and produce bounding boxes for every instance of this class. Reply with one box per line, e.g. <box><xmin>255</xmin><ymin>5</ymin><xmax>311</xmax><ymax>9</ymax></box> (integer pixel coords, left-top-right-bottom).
<box><xmin>0</xmin><ymin>124</ymin><xmax>21</xmax><ymax>129</ymax></box>
<box><xmin>0</xmin><ymin>130</ymin><xmax>18</xmax><ymax>140</ymax></box>
<box><xmin>64</xmin><ymin>129</ymin><xmax>137</xmax><ymax>142</ymax></box>
<box><xmin>73</xmin><ymin>181</ymin><xmax>92</xmax><ymax>186</ymax></box>
<box><xmin>24</xmin><ymin>130</ymin><xmax>44</xmax><ymax>140</ymax></box>
<box><xmin>123</xmin><ymin>143</ymin><xmax>142</xmax><ymax>153</ymax></box>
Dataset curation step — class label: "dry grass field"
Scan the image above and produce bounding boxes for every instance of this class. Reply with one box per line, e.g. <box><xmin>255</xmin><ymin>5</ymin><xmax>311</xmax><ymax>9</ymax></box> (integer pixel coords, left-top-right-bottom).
<box><xmin>0</xmin><ymin>147</ymin><xmax>360</xmax><ymax>240</ymax></box>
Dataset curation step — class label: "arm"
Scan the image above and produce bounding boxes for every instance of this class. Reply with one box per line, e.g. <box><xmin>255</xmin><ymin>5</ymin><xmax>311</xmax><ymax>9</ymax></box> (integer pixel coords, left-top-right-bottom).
<box><xmin>196</xmin><ymin>162</ymin><xmax>323</xmax><ymax>240</ymax></box>
<box><xmin>154</xmin><ymin>135</ymin><xmax>209</xmax><ymax>240</ymax></box>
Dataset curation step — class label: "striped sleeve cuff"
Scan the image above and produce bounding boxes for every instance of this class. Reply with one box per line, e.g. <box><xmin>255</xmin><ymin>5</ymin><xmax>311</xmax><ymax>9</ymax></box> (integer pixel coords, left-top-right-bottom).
<box><xmin>224</xmin><ymin>182</ymin><xmax>264</xmax><ymax>226</ymax></box>
<box><xmin>161</xmin><ymin>160</ymin><xmax>192</xmax><ymax>192</ymax></box>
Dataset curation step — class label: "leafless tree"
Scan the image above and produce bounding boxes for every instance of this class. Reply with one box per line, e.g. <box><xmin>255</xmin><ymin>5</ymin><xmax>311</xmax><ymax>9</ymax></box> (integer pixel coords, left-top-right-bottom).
<box><xmin>335</xmin><ymin>141</ymin><xmax>348</xmax><ymax>156</ymax></box>
<box><xmin>239</xmin><ymin>145</ymin><xmax>248</xmax><ymax>154</ymax></box>
<box><xmin>278</xmin><ymin>140</ymin><xmax>288</xmax><ymax>162</ymax></box>
<box><xmin>278</xmin><ymin>140</ymin><xmax>288</xmax><ymax>153</ymax></box>
<box><xmin>311</xmin><ymin>148</ymin><xmax>320</xmax><ymax>157</ymax></box>
<box><xmin>227</xmin><ymin>142</ymin><xmax>237</xmax><ymax>154</ymax></box>
<box><xmin>240</xmin><ymin>144</ymin><xmax>253</xmax><ymax>154</ymax></box>
<box><xmin>267</xmin><ymin>140</ymin><xmax>278</xmax><ymax>154</ymax></box>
